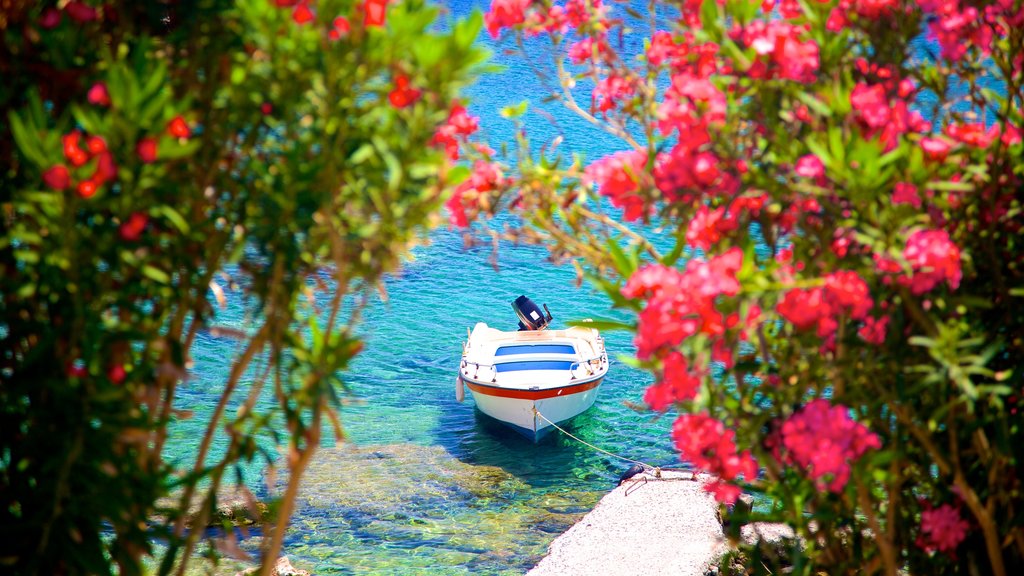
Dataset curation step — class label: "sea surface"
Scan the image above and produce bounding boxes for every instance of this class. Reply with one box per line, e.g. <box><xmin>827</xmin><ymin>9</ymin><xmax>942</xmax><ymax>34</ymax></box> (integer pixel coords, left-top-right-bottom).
<box><xmin>167</xmin><ymin>2</ymin><xmax>679</xmax><ymax>573</ymax></box>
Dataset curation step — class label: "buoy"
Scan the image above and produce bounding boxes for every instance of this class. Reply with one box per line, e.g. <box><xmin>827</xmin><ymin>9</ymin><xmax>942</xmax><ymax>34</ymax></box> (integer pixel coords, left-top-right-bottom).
<box><xmin>455</xmin><ymin>375</ymin><xmax>465</xmax><ymax>402</ymax></box>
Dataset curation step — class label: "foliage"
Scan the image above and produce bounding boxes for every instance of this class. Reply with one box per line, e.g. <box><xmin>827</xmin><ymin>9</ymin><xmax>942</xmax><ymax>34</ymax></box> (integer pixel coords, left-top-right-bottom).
<box><xmin>0</xmin><ymin>1</ymin><xmax>486</xmax><ymax>574</ymax></box>
<box><xmin>473</xmin><ymin>0</ymin><xmax>1024</xmax><ymax>573</ymax></box>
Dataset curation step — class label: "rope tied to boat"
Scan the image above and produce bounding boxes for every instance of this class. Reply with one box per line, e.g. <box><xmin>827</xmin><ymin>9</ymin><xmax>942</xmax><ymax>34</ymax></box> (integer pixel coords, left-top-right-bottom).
<box><xmin>533</xmin><ymin>407</ymin><xmax>661</xmax><ymax>478</ymax></box>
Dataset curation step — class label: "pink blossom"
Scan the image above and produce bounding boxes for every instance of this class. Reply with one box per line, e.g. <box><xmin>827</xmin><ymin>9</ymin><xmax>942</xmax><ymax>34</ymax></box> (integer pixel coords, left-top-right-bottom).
<box><xmin>892</xmin><ymin>182</ymin><xmax>921</xmax><ymax>208</ymax></box>
<box><xmin>40</xmin><ymin>7</ymin><xmax>62</xmax><ymax>29</ymax></box>
<box><xmin>686</xmin><ymin>206</ymin><xmax>728</xmax><ymax>250</ymax></box>
<box><xmin>65</xmin><ymin>1</ymin><xmax>98</xmax><ymax>23</ymax></box>
<box><xmin>851</xmin><ymin>83</ymin><xmax>891</xmax><ymax>130</ymax></box>
<box><xmin>921</xmin><ymin>137</ymin><xmax>953</xmax><ymax>162</ymax></box>
<box><xmin>794</xmin><ymin>154</ymin><xmax>824</xmax><ymax>179</ymax></box>
<box><xmin>647</xmin><ymin>30</ymin><xmax>689</xmax><ymax>67</ymax></box>
<box><xmin>858</xmin><ymin>315</ymin><xmax>889</xmax><ymax>345</ymax></box>
<box><xmin>87</xmin><ymin>82</ymin><xmax>111</xmax><ymax>106</ymax></box>
<box><xmin>593</xmin><ymin>73</ymin><xmax>635</xmax><ymax>112</ymax></box>
<box><xmin>584</xmin><ymin>150</ymin><xmax>649</xmax><ymax>221</ymax></box>
<box><xmin>780</xmin><ymin>399</ymin><xmax>880</xmax><ymax>492</ymax></box>
<box><xmin>484</xmin><ymin>0</ymin><xmax>530</xmax><ymax>38</ymax></box>
<box><xmin>903</xmin><ymin>229</ymin><xmax>962</xmax><ymax>294</ymax></box>
<box><xmin>738</xmin><ymin>20</ymin><xmax>819</xmax><ymax>83</ymax></box>
<box><xmin>43</xmin><ymin>165</ymin><xmax>71</xmax><ymax>190</ymax></box>
<box><xmin>918</xmin><ymin>504</ymin><xmax>970</xmax><ymax>553</ymax></box>
<box><xmin>446</xmin><ymin>161</ymin><xmax>504</xmax><ymax>227</ymax></box>
<box><xmin>672</xmin><ymin>412</ymin><xmax>758</xmax><ymax>503</ymax></box>
<box><xmin>946</xmin><ymin>122</ymin><xmax>996</xmax><ymax>148</ymax></box>
<box><xmin>644</xmin><ymin>352</ymin><xmax>701</xmax><ymax>410</ymax></box>
<box><xmin>568</xmin><ymin>37</ymin><xmax>607</xmax><ymax>65</ymax></box>
<box><xmin>854</xmin><ymin>0</ymin><xmax>900</xmax><ymax>18</ymax></box>
<box><xmin>431</xmin><ymin>103</ymin><xmax>479</xmax><ymax>160</ymax></box>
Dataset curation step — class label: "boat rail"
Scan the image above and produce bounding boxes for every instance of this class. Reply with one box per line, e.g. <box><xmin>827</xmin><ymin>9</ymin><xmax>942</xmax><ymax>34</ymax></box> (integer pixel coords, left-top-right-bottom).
<box><xmin>569</xmin><ymin>353</ymin><xmax>609</xmax><ymax>379</ymax></box>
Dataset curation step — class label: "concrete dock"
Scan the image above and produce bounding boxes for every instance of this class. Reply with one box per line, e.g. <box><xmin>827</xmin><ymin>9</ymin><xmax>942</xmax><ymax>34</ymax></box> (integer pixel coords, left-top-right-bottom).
<box><xmin>526</xmin><ymin>470</ymin><xmax>726</xmax><ymax>576</ymax></box>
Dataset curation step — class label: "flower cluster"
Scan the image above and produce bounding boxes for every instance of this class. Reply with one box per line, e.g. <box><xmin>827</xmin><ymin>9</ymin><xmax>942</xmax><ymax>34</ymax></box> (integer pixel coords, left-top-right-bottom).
<box><xmin>776</xmin><ymin>270</ymin><xmax>874</xmax><ymax>339</ymax></box>
<box><xmin>445</xmin><ymin>161</ymin><xmax>505</xmax><ymax>227</ymax></box>
<box><xmin>917</xmin><ymin>503</ymin><xmax>970</xmax><ymax>553</ymax></box>
<box><xmin>622</xmin><ymin>249</ymin><xmax>744</xmax><ymax>360</ymax></box>
<box><xmin>644</xmin><ymin>351</ymin><xmax>702</xmax><ymax>411</ymax></box>
<box><xmin>902</xmin><ymin>229</ymin><xmax>962</xmax><ymax>294</ymax></box>
<box><xmin>584</xmin><ymin>149</ymin><xmax>649</xmax><ymax>221</ymax></box>
<box><xmin>672</xmin><ymin>413</ymin><xmax>758</xmax><ymax>503</ymax></box>
<box><xmin>431</xmin><ymin>103</ymin><xmax>480</xmax><ymax>160</ymax></box>
<box><xmin>779</xmin><ymin>400</ymin><xmax>881</xmax><ymax>492</ymax></box>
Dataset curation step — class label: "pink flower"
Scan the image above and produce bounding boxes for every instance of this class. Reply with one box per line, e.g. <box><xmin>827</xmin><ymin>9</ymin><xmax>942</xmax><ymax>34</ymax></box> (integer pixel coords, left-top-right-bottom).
<box><xmin>87</xmin><ymin>82</ymin><xmax>111</xmax><ymax>107</ymax></box>
<box><xmin>903</xmin><ymin>229</ymin><xmax>962</xmax><ymax>294</ymax></box>
<box><xmin>292</xmin><ymin>2</ymin><xmax>315</xmax><ymax>25</ymax></box>
<box><xmin>918</xmin><ymin>504</ymin><xmax>970</xmax><ymax>554</ymax></box>
<box><xmin>794</xmin><ymin>154</ymin><xmax>824</xmax><ymax>179</ymax></box>
<box><xmin>388</xmin><ymin>75</ymin><xmax>421</xmax><ymax>108</ymax></box>
<box><xmin>854</xmin><ymin>0</ymin><xmax>900</xmax><ymax>18</ymax></box>
<box><xmin>892</xmin><ymin>182</ymin><xmax>921</xmax><ymax>208</ymax></box>
<box><xmin>946</xmin><ymin>122</ymin><xmax>995</xmax><ymax>148</ymax></box>
<box><xmin>62</xmin><ymin>131</ymin><xmax>89</xmax><ymax>167</ymax></box>
<box><xmin>921</xmin><ymin>137</ymin><xmax>953</xmax><ymax>162</ymax></box>
<box><xmin>858</xmin><ymin>315</ymin><xmax>889</xmax><ymax>345</ymax></box>
<box><xmin>780</xmin><ymin>399</ymin><xmax>880</xmax><ymax>492</ymax></box>
<box><xmin>484</xmin><ymin>0</ymin><xmax>530</xmax><ymax>38</ymax></box>
<box><xmin>446</xmin><ymin>161</ymin><xmax>505</xmax><ymax>227</ymax></box>
<box><xmin>329</xmin><ymin>16</ymin><xmax>351</xmax><ymax>40</ymax></box>
<box><xmin>65</xmin><ymin>1</ymin><xmax>98</xmax><ymax>23</ymax></box>
<box><xmin>363</xmin><ymin>0</ymin><xmax>388</xmax><ymax>27</ymax></box>
<box><xmin>850</xmin><ymin>83</ymin><xmax>891</xmax><ymax>130</ymax></box>
<box><xmin>647</xmin><ymin>30</ymin><xmax>689</xmax><ymax>67</ymax></box>
<box><xmin>137</xmin><ymin>138</ymin><xmax>158</xmax><ymax>163</ymax></box>
<box><xmin>644</xmin><ymin>352</ymin><xmax>701</xmax><ymax>410</ymax></box>
<box><xmin>40</xmin><ymin>7</ymin><xmax>63</xmax><ymax>29</ymax></box>
<box><xmin>672</xmin><ymin>412</ymin><xmax>758</xmax><ymax>504</ymax></box>
<box><xmin>584</xmin><ymin>150</ymin><xmax>649</xmax><ymax>221</ymax></box>
<box><xmin>431</xmin><ymin>103</ymin><xmax>480</xmax><ymax>160</ymax></box>
<box><xmin>43</xmin><ymin>165</ymin><xmax>71</xmax><ymax>190</ymax></box>
<box><xmin>739</xmin><ymin>21</ymin><xmax>819</xmax><ymax>83</ymax></box>
<box><xmin>119</xmin><ymin>212</ymin><xmax>149</xmax><ymax>241</ymax></box>
<box><xmin>568</xmin><ymin>37</ymin><xmax>608</xmax><ymax>65</ymax></box>
<box><xmin>686</xmin><ymin>205</ymin><xmax>728</xmax><ymax>250</ymax></box>
<box><xmin>167</xmin><ymin>116</ymin><xmax>191</xmax><ymax>139</ymax></box>
<box><xmin>776</xmin><ymin>287</ymin><xmax>826</xmax><ymax>331</ymax></box>
<box><xmin>593</xmin><ymin>73</ymin><xmax>634</xmax><ymax>112</ymax></box>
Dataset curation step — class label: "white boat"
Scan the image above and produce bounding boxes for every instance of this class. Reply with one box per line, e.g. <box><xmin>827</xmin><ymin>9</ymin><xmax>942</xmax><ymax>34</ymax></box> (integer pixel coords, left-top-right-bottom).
<box><xmin>456</xmin><ymin>296</ymin><xmax>609</xmax><ymax>441</ymax></box>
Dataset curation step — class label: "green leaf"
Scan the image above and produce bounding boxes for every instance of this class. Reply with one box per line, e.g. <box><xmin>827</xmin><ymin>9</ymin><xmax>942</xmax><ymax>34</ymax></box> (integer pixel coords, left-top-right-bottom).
<box><xmin>453</xmin><ymin>10</ymin><xmax>483</xmax><ymax>49</ymax></box>
<box><xmin>568</xmin><ymin>318</ymin><xmax>635</xmax><ymax>332</ymax></box>
<box><xmin>142</xmin><ymin>265</ymin><xmax>170</xmax><ymax>284</ymax></box>
<box><xmin>7</xmin><ymin>111</ymin><xmax>49</xmax><ymax>168</ymax></box>
<box><xmin>500</xmin><ymin>100</ymin><xmax>528</xmax><ymax>119</ymax></box>
<box><xmin>157</xmin><ymin>205</ymin><xmax>191</xmax><ymax>234</ymax></box>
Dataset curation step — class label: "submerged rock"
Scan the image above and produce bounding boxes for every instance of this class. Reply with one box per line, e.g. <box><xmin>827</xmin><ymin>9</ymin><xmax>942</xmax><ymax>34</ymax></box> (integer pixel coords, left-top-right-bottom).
<box><xmin>275</xmin><ymin>443</ymin><xmax>603</xmax><ymax>574</ymax></box>
<box><xmin>235</xmin><ymin>556</ymin><xmax>310</xmax><ymax>576</ymax></box>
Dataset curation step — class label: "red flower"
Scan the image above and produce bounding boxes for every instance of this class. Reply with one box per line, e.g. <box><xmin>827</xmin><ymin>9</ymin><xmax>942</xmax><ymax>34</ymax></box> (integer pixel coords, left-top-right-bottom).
<box><xmin>858</xmin><ymin>315</ymin><xmax>889</xmax><ymax>345</ymax></box>
<box><xmin>484</xmin><ymin>0</ymin><xmax>530</xmax><ymax>38</ymax></box>
<box><xmin>292</xmin><ymin>2</ymin><xmax>314</xmax><ymax>24</ymax></box>
<box><xmin>261</xmin><ymin>102</ymin><xmax>274</xmax><ymax>115</ymax></box>
<box><xmin>43</xmin><ymin>165</ymin><xmax>71</xmax><ymax>190</ymax></box>
<box><xmin>446</xmin><ymin>161</ymin><xmax>505</xmax><ymax>227</ymax></box>
<box><xmin>65</xmin><ymin>1</ymin><xmax>98</xmax><ymax>23</ymax></box>
<box><xmin>167</xmin><ymin>116</ymin><xmax>191</xmax><ymax>139</ymax></box>
<box><xmin>329</xmin><ymin>16</ymin><xmax>351</xmax><ymax>40</ymax></box>
<box><xmin>388</xmin><ymin>75</ymin><xmax>421</xmax><ymax>109</ymax></box>
<box><xmin>918</xmin><ymin>504</ymin><xmax>970</xmax><ymax>554</ymax></box>
<box><xmin>77</xmin><ymin>180</ymin><xmax>98</xmax><ymax>199</ymax></box>
<box><xmin>644</xmin><ymin>352</ymin><xmax>701</xmax><ymax>411</ymax></box>
<box><xmin>87</xmin><ymin>82</ymin><xmax>111</xmax><ymax>106</ymax></box>
<box><xmin>903</xmin><ymin>229</ymin><xmax>962</xmax><ymax>294</ymax></box>
<box><xmin>794</xmin><ymin>154</ymin><xmax>824</xmax><ymax>179</ymax></box>
<box><xmin>850</xmin><ymin>83</ymin><xmax>890</xmax><ymax>130</ymax></box>
<box><xmin>363</xmin><ymin>0</ymin><xmax>388</xmax><ymax>27</ymax></box>
<box><xmin>920</xmin><ymin>137</ymin><xmax>953</xmax><ymax>162</ymax></box>
<box><xmin>63</xmin><ymin>131</ymin><xmax>89</xmax><ymax>167</ymax></box>
<box><xmin>86</xmin><ymin>135</ymin><xmax>107</xmax><ymax>154</ymax></box>
<box><xmin>90</xmin><ymin>151</ymin><xmax>117</xmax><ymax>185</ymax></box>
<box><xmin>119</xmin><ymin>212</ymin><xmax>148</xmax><ymax>241</ymax></box>
<box><xmin>275</xmin><ymin>0</ymin><xmax>300</xmax><ymax>6</ymax></box>
<box><xmin>779</xmin><ymin>399</ymin><xmax>880</xmax><ymax>492</ymax></box>
<box><xmin>430</xmin><ymin>103</ymin><xmax>480</xmax><ymax>160</ymax></box>
<box><xmin>672</xmin><ymin>412</ymin><xmax>758</xmax><ymax>504</ymax></box>
<box><xmin>584</xmin><ymin>150</ymin><xmax>649</xmax><ymax>221</ymax></box>
<box><xmin>108</xmin><ymin>364</ymin><xmax>126</xmax><ymax>384</ymax></box>
<box><xmin>40</xmin><ymin>7</ymin><xmax>63</xmax><ymax>29</ymax></box>
<box><xmin>137</xmin><ymin>138</ymin><xmax>158</xmax><ymax>163</ymax></box>
<box><xmin>892</xmin><ymin>182</ymin><xmax>921</xmax><ymax>208</ymax></box>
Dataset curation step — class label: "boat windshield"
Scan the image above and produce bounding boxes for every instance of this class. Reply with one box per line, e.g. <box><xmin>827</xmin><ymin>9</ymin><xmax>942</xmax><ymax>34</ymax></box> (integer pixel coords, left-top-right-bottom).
<box><xmin>494</xmin><ymin>344</ymin><xmax>576</xmax><ymax>356</ymax></box>
<box><xmin>494</xmin><ymin>360</ymin><xmax>575</xmax><ymax>372</ymax></box>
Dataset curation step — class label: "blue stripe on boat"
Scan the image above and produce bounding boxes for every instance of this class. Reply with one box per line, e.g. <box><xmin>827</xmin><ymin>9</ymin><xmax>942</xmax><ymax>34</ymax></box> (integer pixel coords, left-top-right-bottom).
<box><xmin>495</xmin><ymin>344</ymin><xmax>577</xmax><ymax>356</ymax></box>
<box><xmin>494</xmin><ymin>360</ymin><xmax>575</xmax><ymax>372</ymax></box>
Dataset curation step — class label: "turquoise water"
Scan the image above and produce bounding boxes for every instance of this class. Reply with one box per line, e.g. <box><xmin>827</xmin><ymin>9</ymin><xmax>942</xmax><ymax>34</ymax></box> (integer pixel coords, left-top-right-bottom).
<box><xmin>168</xmin><ymin>2</ymin><xmax>679</xmax><ymax>573</ymax></box>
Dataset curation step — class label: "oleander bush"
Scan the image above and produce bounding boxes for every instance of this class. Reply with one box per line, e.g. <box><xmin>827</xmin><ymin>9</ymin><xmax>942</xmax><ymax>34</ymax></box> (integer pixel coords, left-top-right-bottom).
<box><xmin>470</xmin><ymin>0</ymin><xmax>1024</xmax><ymax>573</ymax></box>
<box><xmin>0</xmin><ymin>1</ymin><xmax>487</xmax><ymax>574</ymax></box>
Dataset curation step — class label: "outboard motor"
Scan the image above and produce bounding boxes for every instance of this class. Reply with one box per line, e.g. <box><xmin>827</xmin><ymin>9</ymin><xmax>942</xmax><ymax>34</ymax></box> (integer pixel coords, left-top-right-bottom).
<box><xmin>512</xmin><ymin>295</ymin><xmax>553</xmax><ymax>331</ymax></box>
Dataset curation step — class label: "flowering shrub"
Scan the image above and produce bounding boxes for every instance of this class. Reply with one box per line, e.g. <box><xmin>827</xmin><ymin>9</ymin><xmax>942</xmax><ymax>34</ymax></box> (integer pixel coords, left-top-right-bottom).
<box><xmin>470</xmin><ymin>0</ymin><xmax>1024</xmax><ymax>573</ymax></box>
<box><xmin>0</xmin><ymin>1</ymin><xmax>486</xmax><ymax>574</ymax></box>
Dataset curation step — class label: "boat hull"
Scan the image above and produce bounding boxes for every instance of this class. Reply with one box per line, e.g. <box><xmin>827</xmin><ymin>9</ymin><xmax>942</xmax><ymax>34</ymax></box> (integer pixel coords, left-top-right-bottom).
<box><xmin>463</xmin><ymin>376</ymin><xmax>604</xmax><ymax>441</ymax></box>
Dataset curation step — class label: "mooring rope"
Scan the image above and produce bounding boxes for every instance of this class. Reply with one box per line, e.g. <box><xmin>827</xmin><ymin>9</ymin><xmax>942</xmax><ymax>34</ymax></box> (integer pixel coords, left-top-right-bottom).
<box><xmin>533</xmin><ymin>407</ymin><xmax>660</xmax><ymax>474</ymax></box>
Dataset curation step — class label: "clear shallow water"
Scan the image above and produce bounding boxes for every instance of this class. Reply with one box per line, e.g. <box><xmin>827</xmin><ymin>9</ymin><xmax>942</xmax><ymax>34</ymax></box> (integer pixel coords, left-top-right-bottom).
<box><xmin>167</xmin><ymin>2</ymin><xmax>679</xmax><ymax>573</ymax></box>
